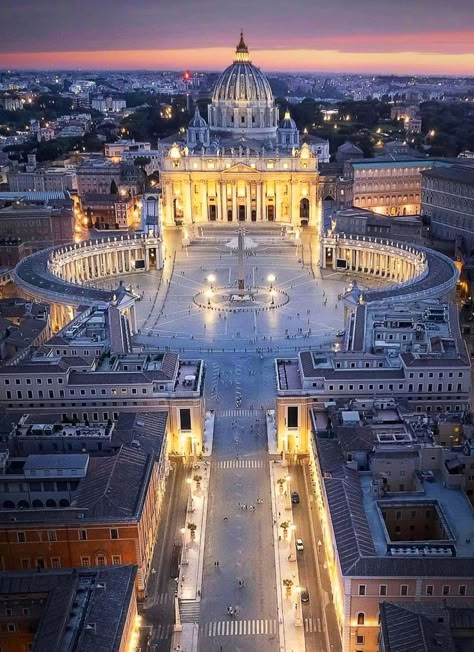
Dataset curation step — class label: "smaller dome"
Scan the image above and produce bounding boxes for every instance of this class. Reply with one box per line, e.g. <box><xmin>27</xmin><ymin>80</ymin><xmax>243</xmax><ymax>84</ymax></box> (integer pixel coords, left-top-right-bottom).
<box><xmin>279</xmin><ymin>110</ymin><xmax>297</xmax><ymax>130</ymax></box>
<box><xmin>189</xmin><ymin>106</ymin><xmax>207</xmax><ymax>128</ymax></box>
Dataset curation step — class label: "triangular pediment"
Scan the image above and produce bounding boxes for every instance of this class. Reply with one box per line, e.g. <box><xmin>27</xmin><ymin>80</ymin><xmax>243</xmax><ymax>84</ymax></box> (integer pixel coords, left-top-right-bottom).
<box><xmin>223</xmin><ymin>163</ymin><xmax>258</xmax><ymax>174</ymax></box>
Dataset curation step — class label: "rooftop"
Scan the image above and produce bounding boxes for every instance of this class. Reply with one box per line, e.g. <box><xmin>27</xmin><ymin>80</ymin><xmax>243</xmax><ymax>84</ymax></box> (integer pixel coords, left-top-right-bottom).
<box><xmin>0</xmin><ymin>565</ymin><xmax>137</xmax><ymax>652</ymax></box>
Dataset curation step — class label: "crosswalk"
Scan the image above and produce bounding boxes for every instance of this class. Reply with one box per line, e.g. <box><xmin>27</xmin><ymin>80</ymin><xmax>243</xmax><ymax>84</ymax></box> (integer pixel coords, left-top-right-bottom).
<box><xmin>179</xmin><ymin>599</ymin><xmax>201</xmax><ymax>623</ymax></box>
<box><xmin>218</xmin><ymin>409</ymin><xmax>261</xmax><ymax>417</ymax></box>
<box><xmin>200</xmin><ymin>619</ymin><xmax>277</xmax><ymax>637</ymax></box>
<box><xmin>153</xmin><ymin>623</ymin><xmax>172</xmax><ymax>640</ymax></box>
<box><xmin>304</xmin><ymin>617</ymin><xmax>322</xmax><ymax>633</ymax></box>
<box><xmin>215</xmin><ymin>459</ymin><xmax>265</xmax><ymax>469</ymax></box>
<box><xmin>155</xmin><ymin>592</ymin><xmax>172</xmax><ymax>605</ymax></box>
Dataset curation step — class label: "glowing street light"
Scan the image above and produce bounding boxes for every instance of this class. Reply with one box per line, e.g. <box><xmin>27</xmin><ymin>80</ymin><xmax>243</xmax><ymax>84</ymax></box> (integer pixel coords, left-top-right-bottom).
<box><xmin>267</xmin><ymin>273</ymin><xmax>276</xmax><ymax>289</ymax></box>
<box><xmin>207</xmin><ymin>274</ymin><xmax>216</xmax><ymax>289</ymax></box>
<box><xmin>205</xmin><ymin>288</ymin><xmax>213</xmax><ymax>306</ymax></box>
<box><xmin>271</xmin><ymin>289</ymin><xmax>276</xmax><ymax>306</ymax></box>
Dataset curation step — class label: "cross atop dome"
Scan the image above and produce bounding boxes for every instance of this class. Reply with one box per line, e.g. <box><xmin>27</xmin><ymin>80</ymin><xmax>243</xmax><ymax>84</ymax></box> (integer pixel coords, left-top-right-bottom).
<box><xmin>234</xmin><ymin>31</ymin><xmax>251</xmax><ymax>62</ymax></box>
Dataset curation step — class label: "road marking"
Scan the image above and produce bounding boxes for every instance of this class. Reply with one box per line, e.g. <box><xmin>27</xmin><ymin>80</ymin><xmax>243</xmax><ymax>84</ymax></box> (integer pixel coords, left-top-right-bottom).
<box><xmin>200</xmin><ymin>619</ymin><xmax>277</xmax><ymax>637</ymax></box>
<box><xmin>156</xmin><ymin>592</ymin><xmax>171</xmax><ymax>605</ymax></box>
<box><xmin>215</xmin><ymin>459</ymin><xmax>265</xmax><ymax>469</ymax></box>
<box><xmin>218</xmin><ymin>409</ymin><xmax>263</xmax><ymax>417</ymax></box>
<box><xmin>153</xmin><ymin>623</ymin><xmax>172</xmax><ymax>640</ymax></box>
<box><xmin>303</xmin><ymin>616</ymin><xmax>322</xmax><ymax>633</ymax></box>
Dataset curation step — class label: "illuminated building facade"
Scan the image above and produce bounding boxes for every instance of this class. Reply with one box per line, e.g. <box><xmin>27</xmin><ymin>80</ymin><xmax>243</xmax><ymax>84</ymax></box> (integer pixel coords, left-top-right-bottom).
<box><xmin>159</xmin><ymin>34</ymin><xmax>322</xmax><ymax>229</ymax></box>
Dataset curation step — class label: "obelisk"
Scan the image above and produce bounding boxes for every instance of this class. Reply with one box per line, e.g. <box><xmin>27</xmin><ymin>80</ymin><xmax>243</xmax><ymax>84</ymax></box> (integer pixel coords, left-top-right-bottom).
<box><xmin>237</xmin><ymin>226</ymin><xmax>245</xmax><ymax>296</ymax></box>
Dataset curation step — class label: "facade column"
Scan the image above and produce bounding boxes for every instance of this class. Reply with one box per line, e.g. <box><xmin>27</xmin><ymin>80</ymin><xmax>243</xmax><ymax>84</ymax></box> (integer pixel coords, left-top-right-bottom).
<box><xmin>221</xmin><ymin>182</ymin><xmax>227</xmax><ymax>221</ymax></box>
<box><xmin>246</xmin><ymin>183</ymin><xmax>251</xmax><ymax>221</ymax></box>
<box><xmin>201</xmin><ymin>181</ymin><xmax>207</xmax><ymax>223</ymax></box>
<box><xmin>232</xmin><ymin>183</ymin><xmax>237</xmax><ymax>222</ymax></box>
<box><xmin>275</xmin><ymin>181</ymin><xmax>280</xmax><ymax>223</ymax></box>
<box><xmin>216</xmin><ymin>181</ymin><xmax>222</xmax><ymax>221</ymax></box>
<box><xmin>260</xmin><ymin>182</ymin><xmax>265</xmax><ymax>221</ymax></box>
<box><xmin>256</xmin><ymin>182</ymin><xmax>262</xmax><ymax>221</ymax></box>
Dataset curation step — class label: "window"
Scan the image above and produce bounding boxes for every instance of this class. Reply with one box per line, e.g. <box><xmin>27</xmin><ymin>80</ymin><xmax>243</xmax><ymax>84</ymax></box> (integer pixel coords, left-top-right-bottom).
<box><xmin>112</xmin><ymin>555</ymin><xmax>121</xmax><ymax>565</ymax></box>
<box><xmin>81</xmin><ymin>556</ymin><xmax>90</xmax><ymax>567</ymax></box>
<box><xmin>48</xmin><ymin>530</ymin><xmax>57</xmax><ymax>542</ymax></box>
<box><xmin>180</xmin><ymin>408</ymin><xmax>192</xmax><ymax>431</ymax></box>
<box><xmin>358</xmin><ymin>585</ymin><xmax>366</xmax><ymax>596</ymax></box>
<box><xmin>426</xmin><ymin>585</ymin><xmax>434</xmax><ymax>596</ymax></box>
<box><xmin>96</xmin><ymin>555</ymin><xmax>106</xmax><ymax>566</ymax></box>
<box><xmin>4</xmin><ymin>608</ymin><xmax>12</xmax><ymax>616</ymax></box>
<box><xmin>379</xmin><ymin>585</ymin><xmax>387</xmax><ymax>596</ymax></box>
<box><xmin>78</xmin><ymin>529</ymin><xmax>87</xmax><ymax>541</ymax></box>
<box><xmin>356</xmin><ymin>635</ymin><xmax>365</xmax><ymax>645</ymax></box>
<box><xmin>400</xmin><ymin>585</ymin><xmax>408</xmax><ymax>596</ymax></box>
<box><xmin>459</xmin><ymin>585</ymin><xmax>467</xmax><ymax>596</ymax></box>
<box><xmin>50</xmin><ymin>557</ymin><xmax>61</xmax><ymax>568</ymax></box>
<box><xmin>17</xmin><ymin>531</ymin><xmax>26</xmax><ymax>543</ymax></box>
<box><xmin>110</xmin><ymin>528</ymin><xmax>119</xmax><ymax>540</ymax></box>
<box><xmin>7</xmin><ymin>623</ymin><xmax>16</xmax><ymax>632</ymax></box>
<box><xmin>357</xmin><ymin>613</ymin><xmax>365</xmax><ymax>625</ymax></box>
<box><xmin>442</xmin><ymin>585</ymin><xmax>450</xmax><ymax>596</ymax></box>
<box><xmin>21</xmin><ymin>558</ymin><xmax>30</xmax><ymax>569</ymax></box>
<box><xmin>22</xmin><ymin>607</ymin><xmax>29</xmax><ymax>615</ymax></box>
<box><xmin>287</xmin><ymin>406</ymin><xmax>298</xmax><ymax>428</ymax></box>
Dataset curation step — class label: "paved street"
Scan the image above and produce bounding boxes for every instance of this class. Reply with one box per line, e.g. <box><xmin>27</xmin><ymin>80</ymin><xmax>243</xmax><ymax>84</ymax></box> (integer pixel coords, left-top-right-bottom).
<box><xmin>131</xmin><ymin>225</ymin><xmax>351</xmax><ymax>651</ymax></box>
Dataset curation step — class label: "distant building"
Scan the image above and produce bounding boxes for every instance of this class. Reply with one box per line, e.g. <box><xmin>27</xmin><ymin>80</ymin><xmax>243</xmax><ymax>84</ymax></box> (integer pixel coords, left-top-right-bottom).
<box><xmin>336</xmin><ymin>141</ymin><xmax>364</xmax><ymax>163</ymax></box>
<box><xmin>421</xmin><ymin>164</ymin><xmax>474</xmax><ymax>252</ymax></box>
<box><xmin>383</xmin><ymin>140</ymin><xmax>412</xmax><ymax>155</ymax></box>
<box><xmin>104</xmin><ymin>140</ymin><xmax>151</xmax><ymax>162</ymax></box>
<box><xmin>80</xmin><ymin>192</ymin><xmax>138</xmax><ymax>230</ymax></box>
<box><xmin>331</xmin><ymin>207</ymin><xmax>422</xmax><ymax>243</ymax></box>
<box><xmin>0</xmin><ymin>566</ymin><xmax>138</xmax><ymax>652</ymax></box>
<box><xmin>8</xmin><ymin>168</ymin><xmax>76</xmax><ymax>193</ymax></box>
<box><xmin>0</xmin><ymin>298</ymin><xmax>50</xmax><ymax>364</ymax></box>
<box><xmin>0</xmin><ymin>201</ymin><xmax>74</xmax><ymax>253</ymax></box>
<box><xmin>76</xmin><ymin>158</ymin><xmax>121</xmax><ymax>195</ymax></box>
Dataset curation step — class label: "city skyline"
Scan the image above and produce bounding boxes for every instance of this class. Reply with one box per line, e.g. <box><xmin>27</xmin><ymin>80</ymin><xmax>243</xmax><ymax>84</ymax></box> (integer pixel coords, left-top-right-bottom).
<box><xmin>0</xmin><ymin>0</ymin><xmax>474</xmax><ymax>74</ymax></box>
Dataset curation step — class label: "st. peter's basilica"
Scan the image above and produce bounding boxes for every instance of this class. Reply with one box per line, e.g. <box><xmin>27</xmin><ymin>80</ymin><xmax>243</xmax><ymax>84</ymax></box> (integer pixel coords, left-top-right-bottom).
<box><xmin>159</xmin><ymin>34</ymin><xmax>328</xmax><ymax>229</ymax></box>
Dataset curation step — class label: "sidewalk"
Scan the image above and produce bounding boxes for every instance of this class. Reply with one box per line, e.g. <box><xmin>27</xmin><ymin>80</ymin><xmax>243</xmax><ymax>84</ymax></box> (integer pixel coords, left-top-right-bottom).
<box><xmin>172</xmin><ymin>460</ymin><xmax>210</xmax><ymax>652</ymax></box>
<box><xmin>177</xmin><ymin>461</ymin><xmax>209</xmax><ymax>601</ymax></box>
<box><xmin>269</xmin><ymin>459</ymin><xmax>306</xmax><ymax>652</ymax></box>
<box><xmin>202</xmin><ymin>410</ymin><xmax>215</xmax><ymax>457</ymax></box>
<box><xmin>266</xmin><ymin>409</ymin><xmax>279</xmax><ymax>455</ymax></box>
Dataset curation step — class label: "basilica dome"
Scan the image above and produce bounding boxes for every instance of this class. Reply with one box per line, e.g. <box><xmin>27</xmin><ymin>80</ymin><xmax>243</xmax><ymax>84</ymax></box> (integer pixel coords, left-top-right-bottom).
<box><xmin>207</xmin><ymin>33</ymin><xmax>279</xmax><ymax>140</ymax></box>
<box><xmin>212</xmin><ymin>34</ymin><xmax>273</xmax><ymax>105</ymax></box>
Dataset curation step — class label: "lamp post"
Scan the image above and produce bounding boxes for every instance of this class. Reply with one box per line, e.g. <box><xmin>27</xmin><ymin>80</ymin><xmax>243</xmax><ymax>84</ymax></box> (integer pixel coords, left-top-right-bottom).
<box><xmin>186</xmin><ymin>477</ymin><xmax>194</xmax><ymax>513</ymax></box>
<box><xmin>207</xmin><ymin>273</ymin><xmax>216</xmax><ymax>289</ymax></box>
<box><xmin>180</xmin><ymin>527</ymin><xmax>188</xmax><ymax>565</ymax></box>
<box><xmin>267</xmin><ymin>273</ymin><xmax>275</xmax><ymax>290</ymax></box>
<box><xmin>271</xmin><ymin>289</ymin><xmax>276</xmax><ymax>306</ymax></box>
<box><xmin>295</xmin><ymin>585</ymin><xmax>303</xmax><ymax>627</ymax></box>
<box><xmin>205</xmin><ymin>288</ymin><xmax>213</xmax><ymax>307</ymax></box>
<box><xmin>289</xmin><ymin>523</ymin><xmax>296</xmax><ymax>561</ymax></box>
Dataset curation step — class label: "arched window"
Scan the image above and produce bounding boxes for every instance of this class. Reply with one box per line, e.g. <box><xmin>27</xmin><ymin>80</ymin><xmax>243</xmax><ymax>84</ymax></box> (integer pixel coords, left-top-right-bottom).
<box><xmin>18</xmin><ymin>500</ymin><xmax>30</xmax><ymax>509</ymax></box>
<box><xmin>357</xmin><ymin>613</ymin><xmax>365</xmax><ymax>625</ymax></box>
<box><xmin>59</xmin><ymin>499</ymin><xmax>70</xmax><ymax>507</ymax></box>
<box><xmin>32</xmin><ymin>500</ymin><xmax>43</xmax><ymax>508</ymax></box>
<box><xmin>46</xmin><ymin>499</ymin><xmax>57</xmax><ymax>508</ymax></box>
<box><xmin>3</xmin><ymin>500</ymin><xmax>15</xmax><ymax>509</ymax></box>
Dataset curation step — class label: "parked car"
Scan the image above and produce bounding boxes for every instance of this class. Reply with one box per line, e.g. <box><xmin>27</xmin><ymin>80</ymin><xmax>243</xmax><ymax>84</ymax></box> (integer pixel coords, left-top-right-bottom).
<box><xmin>296</xmin><ymin>538</ymin><xmax>304</xmax><ymax>552</ymax></box>
<box><xmin>336</xmin><ymin>329</ymin><xmax>345</xmax><ymax>337</ymax></box>
<box><xmin>291</xmin><ymin>491</ymin><xmax>300</xmax><ymax>504</ymax></box>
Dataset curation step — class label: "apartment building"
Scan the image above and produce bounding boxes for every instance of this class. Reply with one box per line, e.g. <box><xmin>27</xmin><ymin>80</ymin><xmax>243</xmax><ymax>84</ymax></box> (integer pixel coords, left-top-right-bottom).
<box><xmin>0</xmin><ymin>410</ymin><xmax>170</xmax><ymax>597</ymax></box>
<box><xmin>275</xmin><ymin>301</ymin><xmax>470</xmax><ymax>455</ymax></box>
<box><xmin>305</xmin><ymin>401</ymin><xmax>474</xmax><ymax>652</ymax></box>
<box><xmin>0</xmin><ymin>565</ymin><xmax>138</xmax><ymax>652</ymax></box>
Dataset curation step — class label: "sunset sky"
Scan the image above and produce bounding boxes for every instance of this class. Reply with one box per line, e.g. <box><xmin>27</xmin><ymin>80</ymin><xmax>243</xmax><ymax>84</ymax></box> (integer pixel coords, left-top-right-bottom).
<box><xmin>1</xmin><ymin>0</ymin><xmax>474</xmax><ymax>75</ymax></box>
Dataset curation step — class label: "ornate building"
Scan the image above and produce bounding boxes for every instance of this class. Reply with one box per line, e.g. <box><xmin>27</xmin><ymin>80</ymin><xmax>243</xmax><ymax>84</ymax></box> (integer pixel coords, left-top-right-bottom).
<box><xmin>159</xmin><ymin>34</ymin><xmax>322</xmax><ymax>229</ymax></box>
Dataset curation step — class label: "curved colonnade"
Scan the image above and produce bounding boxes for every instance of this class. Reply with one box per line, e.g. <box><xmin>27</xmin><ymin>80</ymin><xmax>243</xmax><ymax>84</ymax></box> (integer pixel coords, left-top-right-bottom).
<box><xmin>321</xmin><ymin>234</ymin><xmax>459</xmax><ymax>304</ymax></box>
<box><xmin>13</xmin><ymin>234</ymin><xmax>162</xmax><ymax>331</ymax></box>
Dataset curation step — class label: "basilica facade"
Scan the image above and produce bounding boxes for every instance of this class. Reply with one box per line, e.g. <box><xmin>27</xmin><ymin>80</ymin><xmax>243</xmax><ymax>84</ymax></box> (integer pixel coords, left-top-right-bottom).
<box><xmin>159</xmin><ymin>34</ymin><xmax>321</xmax><ymax>230</ymax></box>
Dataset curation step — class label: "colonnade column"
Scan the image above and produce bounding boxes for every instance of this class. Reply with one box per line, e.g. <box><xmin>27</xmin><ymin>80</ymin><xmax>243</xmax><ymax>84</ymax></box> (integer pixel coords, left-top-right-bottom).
<box><xmin>221</xmin><ymin>182</ymin><xmax>227</xmax><ymax>221</ymax></box>
<box><xmin>216</xmin><ymin>182</ymin><xmax>222</xmax><ymax>222</ymax></box>
<box><xmin>232</xmin><ymin>184</ymin><xmax>237</xmax><ymax>222</ymax></box>
<box><xmin>246</xmin><ymin>184</ymin><xmax>251</xmax><ymax>221</ymax></box>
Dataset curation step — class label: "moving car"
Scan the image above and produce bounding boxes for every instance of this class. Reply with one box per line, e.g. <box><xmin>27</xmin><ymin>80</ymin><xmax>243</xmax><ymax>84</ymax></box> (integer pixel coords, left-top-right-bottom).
<box><xmin>301</xmin><ymin>589</ymin><xmax>309</xmax><ymax>603</ymax></box>
<box><xmin>291</xmin><ymin>491</ymin><xmax>300</xmax><ymax>504</ymax></box>
<box><xmin>336</xmin><ymin>329</ymin><xmax>345</xmax><ymax>337</ymax></box>
<box><xmin>296</xmin><ymin>538</ymin><xmax>304</xmax><ymax>552</ymax></box>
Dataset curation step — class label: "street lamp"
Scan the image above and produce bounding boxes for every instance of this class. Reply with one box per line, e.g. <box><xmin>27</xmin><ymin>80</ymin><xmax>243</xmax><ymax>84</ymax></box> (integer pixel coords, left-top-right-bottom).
<box><xmin>267</xmin><ymin>274</ymin><xmax>276</xmax><ymax>289</ymax></box>
<box><xmin>271</xmin><ymin>289</ymin><xmax>276</xmax><ymax>306</ymax></box>
<box><xmin>295</xmin><ymin>585</ymin><xmax>303</xmax><ymax>627</ymax></box>
<box><xmin>205</xmin><ymin>288</ymin><xmax>213</xmax><ymax>307</ymax></box>
<box><xmin>207</xmin><ymin>274</ymin><xmax>216</xmax><ymax>289</ymax></box>
<box><xmin>180</xmin><ymin>527</ymin><xmax>188</xmax><ymax>565</ymax></box>
<box><xmin>186</xmin><ymin>477</ymin><xmax>194</xmax><ymax>512</ymax></box>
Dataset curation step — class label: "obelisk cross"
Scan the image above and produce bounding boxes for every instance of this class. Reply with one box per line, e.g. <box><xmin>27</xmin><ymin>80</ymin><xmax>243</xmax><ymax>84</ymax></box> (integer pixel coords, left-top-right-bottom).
<box><xmin>237</xmin><ymin>226</ymin><xmax>245</xmax><ymax>295</ymax></box>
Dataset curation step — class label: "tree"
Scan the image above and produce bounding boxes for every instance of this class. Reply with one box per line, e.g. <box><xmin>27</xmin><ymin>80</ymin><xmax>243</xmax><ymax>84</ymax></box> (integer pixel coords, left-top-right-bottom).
<box><xmin>283</xmin><ymin>578</ymin><xmax>293</xmax><ymax>597</ymax></box>
<box><xmin>187</xmin><ymin>522</ymin><xmax>197</xmax><ymax>539</ymax></box>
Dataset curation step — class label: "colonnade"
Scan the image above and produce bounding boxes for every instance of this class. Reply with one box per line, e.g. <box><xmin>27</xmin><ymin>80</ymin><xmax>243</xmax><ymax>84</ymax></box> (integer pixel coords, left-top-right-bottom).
<box><xmin>49</xmin><ymin>235</ymin><xmax>163</xmax><ymax>286</ymax></box>
<box><xmin>321</xmin><ymin>234</ymin><xmax>426</xmax><ymax>284</ymax></box>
